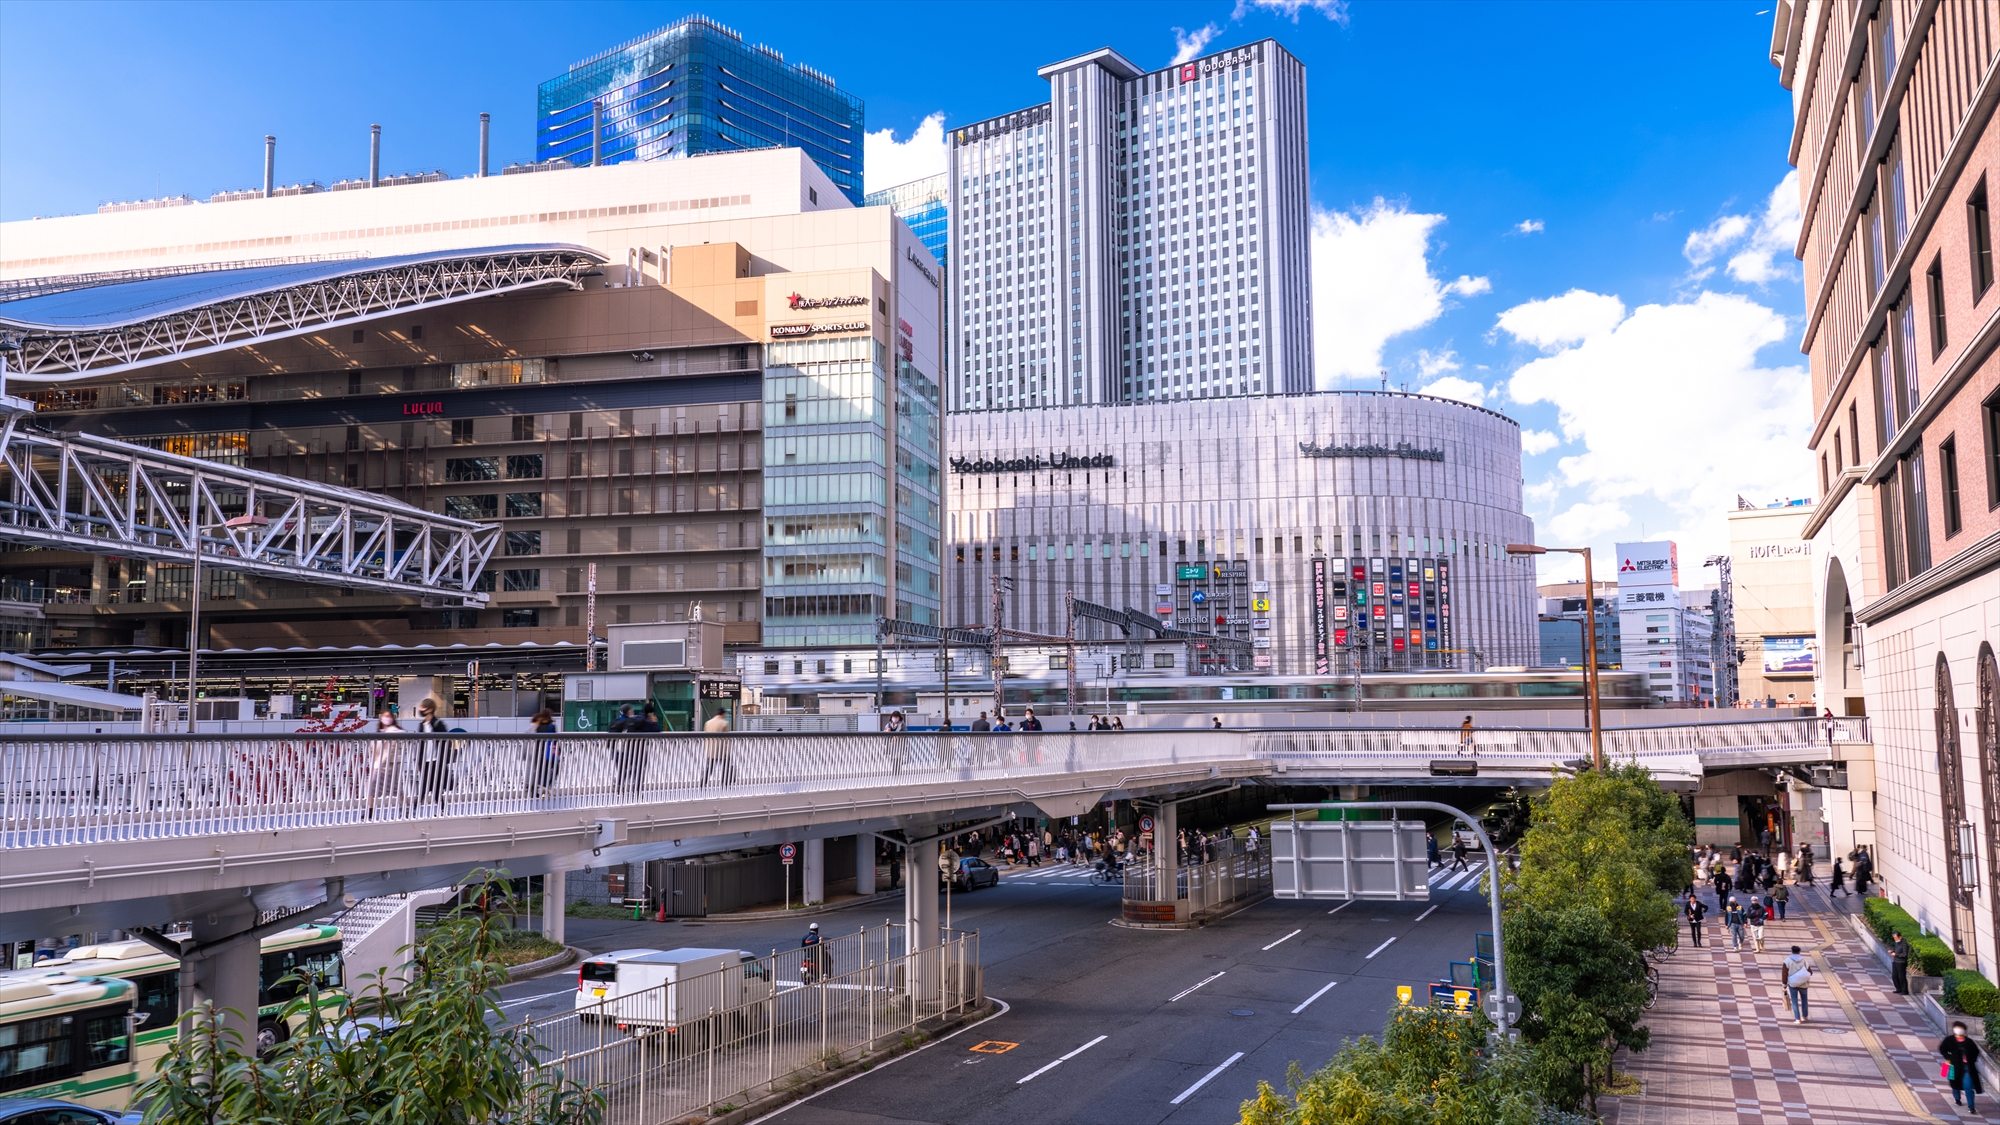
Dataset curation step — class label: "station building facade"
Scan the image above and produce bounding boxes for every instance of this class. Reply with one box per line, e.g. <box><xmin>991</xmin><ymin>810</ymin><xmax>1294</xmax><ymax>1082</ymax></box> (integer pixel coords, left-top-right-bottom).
<box><xmin>942</xmin><ymin>390</ymin><xmax>1542</xmax><ymax>676</ymax></box>
<box><xmin>0</xmin><ymin>150</ymin><xmax>942</xmax><ymax>653</ymax></box>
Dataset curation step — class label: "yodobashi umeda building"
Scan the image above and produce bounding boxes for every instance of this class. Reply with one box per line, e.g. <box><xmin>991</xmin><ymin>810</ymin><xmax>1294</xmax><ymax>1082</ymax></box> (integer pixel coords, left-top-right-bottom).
<box><xmin>0</xmin><ymin>149</ymin><xmax>944</xmax><ymax>653</ymax></box>
<box><xmin>943</xmin><ymin>389</ymin><xmax>1540</xmax><ymax>675</ymax></box>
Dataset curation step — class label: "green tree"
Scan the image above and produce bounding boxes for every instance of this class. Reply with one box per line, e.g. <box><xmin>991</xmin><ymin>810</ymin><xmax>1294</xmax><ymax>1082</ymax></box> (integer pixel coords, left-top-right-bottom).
<box><xmin>1505</xmin><ymin>903</ymin><xmax>1651</xmax><ymax>1114</ymax></box>
<box><xmin>1238</xmin><ymin>1003</ymin><xmax>1544</xmax><ymax>1125</ymax></box>
<box><xmin>1504</xmin><ymin>763</ymin><xmax>1691</xmax><ymax>954</ymax></box>
<box><xmin>140</xmin><ymin>873</ymin><xmax>601</xmax><ymax>1125</ymax></box>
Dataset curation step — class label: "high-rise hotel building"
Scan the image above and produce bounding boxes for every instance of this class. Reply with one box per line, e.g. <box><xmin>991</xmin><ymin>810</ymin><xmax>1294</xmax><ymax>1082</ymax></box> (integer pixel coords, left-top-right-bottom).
<box><xmin>947</xmin><ymin>40</ymin><xmax>1311</xmax><ymax>411</ymax></box>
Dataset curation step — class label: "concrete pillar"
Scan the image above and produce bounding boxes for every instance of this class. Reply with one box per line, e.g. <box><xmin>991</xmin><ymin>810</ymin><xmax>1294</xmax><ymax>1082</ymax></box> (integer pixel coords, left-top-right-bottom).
<box><xmin>855</xmin><ymin>835</ymin><xmax>876</xmax><ymax>895</ymax></box>
<box><xmin>541</xmin><ymin>870</ymin><xmax>566</xmax><ymax>946</ymax></box>
<box><xmin>91</xmin><ymin>556</ymin><xmax>108</xmax><ymax>606</ymax></box>
<box><xmin>905</xmin><ymin>838</ymin><xmax>939</xmax><ymax>952</ymax></box>
<box><xmin>803</xmin><ymin>837</ymin><xmax>825</xmax><ymax>905</ymax></box>
<box><xmin>181</xmin><ymin>900</ymin><xmax>261</xmax><ymax>1047</ymax></box>
<box><xmin>1155</xmin><ymin>802</ymin><xmax>1180</xmax><ymax>910</ymax></box>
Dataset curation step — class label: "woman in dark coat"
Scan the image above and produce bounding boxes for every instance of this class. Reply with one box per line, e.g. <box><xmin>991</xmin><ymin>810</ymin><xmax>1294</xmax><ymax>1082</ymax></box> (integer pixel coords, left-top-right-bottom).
<box><xmin>1942</xmin><ymin>1022</ymin><xmax>1985</xmax><ymax>1112</ymax></box>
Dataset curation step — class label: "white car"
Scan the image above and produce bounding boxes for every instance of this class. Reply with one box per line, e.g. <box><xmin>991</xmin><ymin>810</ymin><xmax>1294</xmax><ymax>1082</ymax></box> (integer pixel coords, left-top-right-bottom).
<box><xmin>574</xmin><ymin>948</ymin><xmax>667</xmax><ymax>1018</ymax></box>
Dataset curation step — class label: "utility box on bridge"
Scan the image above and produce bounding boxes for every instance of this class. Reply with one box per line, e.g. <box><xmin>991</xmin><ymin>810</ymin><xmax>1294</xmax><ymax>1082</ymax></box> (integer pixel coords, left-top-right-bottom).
<box><xmin>564</xmin><ymin>622</ymin><xmax>738</xmax><ymax>732</ymax></box>
<box><xmin>1270</xmin><ymin>820</ymin><xmax>1432</xmax><ymax>901</ymax></box>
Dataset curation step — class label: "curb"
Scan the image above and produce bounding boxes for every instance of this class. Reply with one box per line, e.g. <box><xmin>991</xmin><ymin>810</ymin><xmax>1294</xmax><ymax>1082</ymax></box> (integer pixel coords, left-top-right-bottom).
<box><xmin>692</xmin><ymin>888</ymin><xmax>907</xmax><ymax>924</ymax></box>
<box><xmin>507</xmin><ymin>943</ymin><xmax>585</xmax><ymax>982</ymax></box>
<box><xmin>1109</xmin><ymin>891</ymin><xmax>1271</xmax><ymax>931</ymax></box>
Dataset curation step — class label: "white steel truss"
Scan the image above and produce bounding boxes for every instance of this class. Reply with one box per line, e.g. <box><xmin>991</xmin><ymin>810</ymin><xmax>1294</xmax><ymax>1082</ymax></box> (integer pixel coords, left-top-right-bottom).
<box><xmin>0</xmin><ymin>247</ymin><xmax>603</xmax><ymax>380</ymax></box>
<box><xmin>0</xmin><ymin>425</ymin><xmax>498</xmax><ymax>601</ymax></box>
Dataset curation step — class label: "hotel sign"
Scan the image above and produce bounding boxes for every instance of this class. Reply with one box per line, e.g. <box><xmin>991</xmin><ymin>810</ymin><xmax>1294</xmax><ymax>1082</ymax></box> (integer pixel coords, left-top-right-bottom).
<box><xmin>949</xmin><ymin>452</ymin><xmax>1114</xmax><ymax>474</ymax></box>
<box><xmin>787</xmin><ymin>293</ymin><xmax>868</xmax><ymax>310</ymax></box>
<box><xmin>1299</xmin><ymin>440</ymin><xmax>1445</xmax><ymax>463</ymax></box>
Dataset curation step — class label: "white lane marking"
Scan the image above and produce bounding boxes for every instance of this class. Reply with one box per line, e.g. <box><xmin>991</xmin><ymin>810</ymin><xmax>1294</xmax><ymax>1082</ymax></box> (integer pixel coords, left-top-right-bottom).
<box><xmin>1169</xmin><ymin>971</ymin><xmax>1227</xmax><ymax>1002</ymax></box>
<box><xmin>1016</xmin><ymin>1033</ymin><xmax>1108</xmax><ymax>1084</ymax></box>
<box><xmin>1328</xmin><ymin>901</ymin><xmax>1355</xmax><ymax>916</ymax></box>
<box><xmin>1414</xmin><ymin>905</ymin><xmax>1438</xmax><ymax>922</ymax></box>
<box><xmin>1290</xmin><ymin>980</ymin><xmax>1338</xmax><ymax>1014</ymax></box>
<box><xmin>746</xmin><ymin>998</ymin><xmax>1011</xmax><ymax>1123</ymax></box>
<box><xmin>497</xmin><ymin>986</ymin><xmax>581</xmax><ymax>1009</ymax></box>
<box><xmin>1262</xmin><ymin>928</ymin><xmax>1302</xmax><ymax>951</ymax></box>
<box><xmin>1170</xmin><ymin>1051</ymin><xmax>1245</xmax><ymax>1105</ymax></box>
<box><xmin>1365</xmin><ymin>936</ymin><xmax>1398</xmax><ymax>959</ymax></box>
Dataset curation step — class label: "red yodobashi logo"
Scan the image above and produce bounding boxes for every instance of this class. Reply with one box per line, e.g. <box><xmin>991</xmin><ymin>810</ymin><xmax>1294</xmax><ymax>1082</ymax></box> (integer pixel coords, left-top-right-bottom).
<box><xmin>1180</xmin><ymin>64</ymin><xmax>1198</xmax><ymax>82</ymax></box>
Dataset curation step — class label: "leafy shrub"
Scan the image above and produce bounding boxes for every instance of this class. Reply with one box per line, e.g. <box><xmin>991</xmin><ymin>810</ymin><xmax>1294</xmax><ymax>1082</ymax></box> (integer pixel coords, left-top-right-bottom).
<box><xmin>1864</xmin><ymin>898</ymin><xmax>1957</xmax><ymax>974</ymax></box>
<box><xmin>1944</xmin><ymin>969</ymin><xmax>2000</xmax><ymax>1017</ymax></box>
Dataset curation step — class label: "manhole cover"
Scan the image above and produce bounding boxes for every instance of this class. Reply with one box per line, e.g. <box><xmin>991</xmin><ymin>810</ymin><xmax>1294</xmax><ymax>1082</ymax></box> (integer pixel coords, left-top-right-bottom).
<box><xmin>1229</xmin><ymin>1009</ymin><xmax>1256</xmax><ymax>1017</ymax></box>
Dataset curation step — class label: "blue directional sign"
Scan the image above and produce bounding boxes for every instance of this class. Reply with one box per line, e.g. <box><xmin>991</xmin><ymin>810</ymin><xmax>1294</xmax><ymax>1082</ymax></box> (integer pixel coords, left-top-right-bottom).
<box><xmin>1191</xmin><ymin>590</ymin><xmax>1207</xmax><ymax>605</ymax></box>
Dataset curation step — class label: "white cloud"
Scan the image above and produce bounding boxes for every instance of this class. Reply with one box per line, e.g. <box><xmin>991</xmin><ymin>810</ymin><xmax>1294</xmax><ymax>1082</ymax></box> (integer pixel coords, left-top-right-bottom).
<box><xmin>1234</xmin><ymin>0</ymin><xmax>1351</xmax><ymax>23</ymax></box>
<box><xmin>1311</xmin><ymin>199</ymin><xmax>1489</xmax><ymax>384</ymax></box>
<box><xmin>1548</xmin><ymin>501</ymin><xmax>1631</xmax><ymax>544</ymax></box>
<box><xmin>1415</xmin><ymin>348</ymin><xmax>1460</xmax><ymax>378</ymax></box>
<box><xmin>1520</xmin><ymin>429</ymin><xmax>1560</xmax><ymax>455</ymax></box>
<box><xmin>1495</xmin><ymin>289</ymin><xmax>1627</xmax><ymax>351</ymax></box>
<box><xmin>1171</xmin><ymin>24</ymin><xmax>1223</xmax><ymax>64</ymax></box>
<box><xmin>1417</xmin><ymin>375</ymin><xmax>1489</xmax><ymax>406</ymax></box>
<box><xmin>862</xmin><ymin>112</ymin><xmax>947</xmax><ymax>196</ymax></box>
<box><xmin>1503</xmin><ymin>289</ymin><xmax>1812</xmax><ymax>562</ymax></box>
<box><xmin>1676</xmin><ymin>172</ymin><xmax>1802</xmax><ymax>286</ymax></box>
<box><xmin>1683</xmin><ymin>215</ymin><xmax>1751</xmax><ymax>265</ymax></box>
<box><xmin>1515</xmin><ymin>219</ymin><xmax>1545</xmax><ymax>235</ymax></box>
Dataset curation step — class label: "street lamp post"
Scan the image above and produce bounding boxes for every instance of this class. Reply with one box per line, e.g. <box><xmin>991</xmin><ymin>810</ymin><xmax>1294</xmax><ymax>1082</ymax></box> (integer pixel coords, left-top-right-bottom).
<box><xmin>1507</xmin><ymin>543</ymin><xmax>1603</xmax><ymax>770</ymax></box>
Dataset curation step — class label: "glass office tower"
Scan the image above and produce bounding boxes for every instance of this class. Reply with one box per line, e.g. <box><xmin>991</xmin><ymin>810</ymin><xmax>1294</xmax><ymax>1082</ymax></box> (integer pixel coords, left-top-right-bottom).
<box><xmin>538</xmin><ymin>15</ymin><xmax>865</xmax><ymax>204</ymax></box>
<box><xmin>863</xmin><ymin>174</ymin><xmax>949</xmax><ymax>269</ymax></box>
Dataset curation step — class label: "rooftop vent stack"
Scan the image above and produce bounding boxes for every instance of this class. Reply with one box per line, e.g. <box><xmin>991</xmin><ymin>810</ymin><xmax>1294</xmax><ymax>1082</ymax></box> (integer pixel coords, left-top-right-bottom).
<box><xmin>262</xmin><ymin>135</ymin><xmax>275</xmax><ymax>198</ymax></box>
<box><xmin>591</xmin><ymin>101</ymin><xmax>602</xmax><ymax>167</ymax></box>
<box><xmin>369</xmin><ymin>124</ymin><xmax>381</xmax><ymax>188</ymax></box>
<box><xmin>478</xmin><ymin>113</ymin><xmax>490</xmax><ymax>178</ymax></box>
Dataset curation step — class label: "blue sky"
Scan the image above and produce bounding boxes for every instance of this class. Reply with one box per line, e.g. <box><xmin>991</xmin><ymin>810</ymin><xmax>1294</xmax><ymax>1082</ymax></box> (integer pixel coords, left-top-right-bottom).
<box><xmin>0</xmin><ymin>0</ymin><xmax>1810</xmax><ymax>582</ymax></box>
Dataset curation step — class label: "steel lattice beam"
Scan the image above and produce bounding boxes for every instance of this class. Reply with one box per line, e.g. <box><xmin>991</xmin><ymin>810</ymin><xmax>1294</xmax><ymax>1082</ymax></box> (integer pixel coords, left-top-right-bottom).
<box><xmin>0</xmin><ymin>248</ymin><xmax>603</xmax><ymax>380</ymax></box>
<box><xmin>0</xmin><ymin>425</ymin><xmax>498</xmax><ymax>601</ymax></box>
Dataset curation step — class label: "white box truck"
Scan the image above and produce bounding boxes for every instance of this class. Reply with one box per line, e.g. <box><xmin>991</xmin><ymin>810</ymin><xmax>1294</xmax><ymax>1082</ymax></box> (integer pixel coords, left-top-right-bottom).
<box><xmin>575</xmin><ymin>947</ymin><xmax>772</xmax><ymax>1046</ymax></box>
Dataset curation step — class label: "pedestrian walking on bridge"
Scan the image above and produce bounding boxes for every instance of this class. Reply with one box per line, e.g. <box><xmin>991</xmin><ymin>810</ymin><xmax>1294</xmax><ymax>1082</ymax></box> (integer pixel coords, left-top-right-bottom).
<box><xmin>1770</xmin><ymin>882</ymin><xmax>1790</xmax><ymax>921</ymax></box>
<box><xmin>1942</xmin><ymin>1022</ymin><xmax>1985</xmax><ymax>1112</ymax></box>
<box><xmin>1725</xmin><ymin>898</ymin><xmax>1746</xmax><ymax>949</ymax></box>
<box><xmin>1685</xmin><ymin>895</ymin><xmax>1708</xmax><ymax>947</ymax></box>
<box><xmin>1783</xmin><ymin>945</ymin><xmax>1814</xmax><ymax>1023</ymax></box>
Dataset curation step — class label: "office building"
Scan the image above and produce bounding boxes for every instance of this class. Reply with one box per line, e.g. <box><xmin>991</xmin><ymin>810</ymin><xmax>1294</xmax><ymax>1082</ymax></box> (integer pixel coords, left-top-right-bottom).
<box><xmin>1535</xmin><ymin>581</ymin><xmax>1620</xmax><ymax>669</ymax></box>
<box><xmin>537</xmin><ymin>15</ymin><xmax>865</xmax><ymax>205</ymax></box>
<box><xmin>947</xmin><ymin>39</ymin><xmax>1311</xmax><ymax>411</ymax></box>
<box><xmin>1611</xmin><ymin>541</ymin><xmax>1716</xmax><ymax>706</ymax></box>
<box><xmin>1725</xmin><ymin>500</ymin><xmax>1818</xmax><ymax>705</ymax></box>
<box><xmin>864</xmin><ymin>175</ymin><xmax>949</xmax><ymax>271</ymax></box>
<box><xmin>1774</xmin><ymin>3</ymin><xmax>2000</xmax><ymax>966</ymax></box>
<box><xmin>0</xmin><ymin>149</ymin><xmax>941</xmax><ymax>653</ymax></box>
<box><xmin>944</xmin><ymin>390</ymin><xmax>1540</xmax><ymax>675</ymax></box>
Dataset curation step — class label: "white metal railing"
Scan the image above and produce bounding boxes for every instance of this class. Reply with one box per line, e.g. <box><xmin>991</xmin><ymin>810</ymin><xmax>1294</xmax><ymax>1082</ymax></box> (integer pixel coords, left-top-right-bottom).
<box><xmin>1122</xmin><ymin>839</ymin><xmax>1272</xmax><ymax>915</ymax></box>
<box><xmin>0</xmin><ymin>720</ymin><xmax>1847</xmax><ymax>849</ymax></box>
<box><xmin>522</xmin><ymin>923</ymin><xmax>979</xmax><ymax>1124</ymax></box>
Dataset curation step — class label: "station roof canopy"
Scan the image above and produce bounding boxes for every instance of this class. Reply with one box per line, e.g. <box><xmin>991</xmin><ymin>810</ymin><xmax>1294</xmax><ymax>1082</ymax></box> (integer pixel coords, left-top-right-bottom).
<box><xmin>0</xmin><ymin>244</ymin><xmax>605</xmax><ymax>379</ymax></box>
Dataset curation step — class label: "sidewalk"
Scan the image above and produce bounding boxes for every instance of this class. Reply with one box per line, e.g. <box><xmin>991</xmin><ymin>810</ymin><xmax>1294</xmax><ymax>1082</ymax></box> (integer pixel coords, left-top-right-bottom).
<box><xmin>1607</xmin><ymin>884</ymin><xmax>1982</xmax><ymax>1124</ymax></box>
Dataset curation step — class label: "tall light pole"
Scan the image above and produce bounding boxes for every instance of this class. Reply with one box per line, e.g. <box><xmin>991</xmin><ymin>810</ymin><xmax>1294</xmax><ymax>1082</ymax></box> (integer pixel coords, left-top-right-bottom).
<box><xmin>1507</xmin><ymin>543</ymin><xmax>1603</xmax><ymax>770</ymax></box>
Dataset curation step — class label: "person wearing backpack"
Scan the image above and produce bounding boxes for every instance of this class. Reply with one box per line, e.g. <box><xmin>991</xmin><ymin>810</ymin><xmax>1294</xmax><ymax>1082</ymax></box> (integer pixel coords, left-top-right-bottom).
<box><xmin>1747</xmin><ymin>897</ymin><xmax>1768</xmax><ymax>952</ymax></box>
<box><xmin>1770</xmin><ymin>882</ymin><xmax>1790</xmax><ymax>921</ymax></box>
<box><xmin>1782</xmin><ymin>945</ymin><xmax>1814</xmax><ymax>1023</ymax></box>
<box><xmin>1725</xmin><ymin>898</ymin><xmax>1747</xmax><ymax>950</ymax></box>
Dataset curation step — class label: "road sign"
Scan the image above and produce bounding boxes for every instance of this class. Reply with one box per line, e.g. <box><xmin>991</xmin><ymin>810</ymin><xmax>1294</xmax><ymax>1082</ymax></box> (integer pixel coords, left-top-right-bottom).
<box><xmin>1138</xmin><ymin>815</ymin><xmax>1155</xmax><ymax>833</ymax></box>
<box><xmin>1396</xmin><ymin>985</ymin><xmax>1413</xmax><ymax>1006</ymax></box>
<box><xmin>780</xmin><ymin>843</ymin><xmax>797</xmax><ymax>865</ymax></box>
<box><xmin>1429</xmin><ymin>983</ymin><xmax>1481</xmax><ymax>1013</ymax></box>
<box><xmin>1485</xmin><ymin>993</ymin><xmax>1522</xmax><ymax>1023</ymax></box>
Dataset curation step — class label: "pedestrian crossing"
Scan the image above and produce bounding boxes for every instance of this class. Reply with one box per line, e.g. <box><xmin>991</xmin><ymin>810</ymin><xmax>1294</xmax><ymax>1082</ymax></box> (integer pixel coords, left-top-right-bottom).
<box><xmin>999</xmin><ymin>863</ymin><xmax>1107</xmax><ymax>886</ymax></box>
<box><xmin>1427</xmin><ymin>861</ymin><xmax>1489</xmax><ymax>893</ymax></box>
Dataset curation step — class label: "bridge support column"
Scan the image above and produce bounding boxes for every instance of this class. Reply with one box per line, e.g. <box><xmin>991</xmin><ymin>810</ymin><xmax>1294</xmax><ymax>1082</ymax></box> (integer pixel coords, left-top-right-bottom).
<box><xmin>855</xmin><ymin>835</ymin><xmax>876</xmax><ymax>895</ymax></box>
<box><xmin>905</xmin><ymin>838</ymin><xmax>939</xmax><ymax>950</ymax></box>
<box><xmin>803</xmin><ymin>837</ymin><xmax>825</xmax><ymax>905</ymax></box>
<box><xmin>541</xmin><ymin>870</ymin><xmax>566</xmax><ymax>946</ymax></box>
<box><xmin>180</xmin><ymin>900</ymin><xmax>263</xmax><ymax>1048</ymax></box>
<box><xmin>1155</xmin><ymin>802</ymin><xmax>1182</xmax><ymax>920</ymax></box>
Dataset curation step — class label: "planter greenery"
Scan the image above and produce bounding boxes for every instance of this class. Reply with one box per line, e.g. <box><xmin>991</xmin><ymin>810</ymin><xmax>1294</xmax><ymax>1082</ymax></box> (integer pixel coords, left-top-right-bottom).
<box><xmin>1862</xmin><ymin>897</ymin><xmax>1958</xmax><ymax>975</ymax></box>
<box><xmin>1943</xmin><ymin>969</ymin><xmax>2000</xmax><ymax>1017</ymax></box>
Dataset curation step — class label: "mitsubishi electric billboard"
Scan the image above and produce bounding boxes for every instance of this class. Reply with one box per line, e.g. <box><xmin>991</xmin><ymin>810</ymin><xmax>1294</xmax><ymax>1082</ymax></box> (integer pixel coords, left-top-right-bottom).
<box><xmin>1614</xmin><ymin>540</ymin><xmax>1679</xmax><ymax>590</ymax></box>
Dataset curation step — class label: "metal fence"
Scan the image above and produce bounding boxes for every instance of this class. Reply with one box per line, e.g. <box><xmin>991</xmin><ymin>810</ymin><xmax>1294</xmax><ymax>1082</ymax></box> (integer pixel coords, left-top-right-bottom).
<box><xmin>522</xmin><ymin>923</ymin><xmax>979</xmax><ymax>1124</ymax></box>
<box><xmin>1122</xmin><ymin>839</ymin><xmax>1273</xmax><ymax>916</ymax></box>
<box><xmin>0</xmin><ymin>720</ymin><xmax>1851</xmax><ymax>848</ymax></box>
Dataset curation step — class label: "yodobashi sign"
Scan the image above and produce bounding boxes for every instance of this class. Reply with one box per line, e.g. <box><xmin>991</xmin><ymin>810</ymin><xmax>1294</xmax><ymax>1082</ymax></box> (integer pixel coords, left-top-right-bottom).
<box><xmin>1614</xmin><ymin>540</ymin><xmax>1679</xmax><ymax>589</ymax></box>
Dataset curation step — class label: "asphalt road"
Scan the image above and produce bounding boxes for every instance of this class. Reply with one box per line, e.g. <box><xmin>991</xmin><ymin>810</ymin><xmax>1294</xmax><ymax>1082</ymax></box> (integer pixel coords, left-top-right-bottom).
<box><xmin>496</xmin><ymin>858</ymin><xmax>1497</xmax><ymax>1125</ymax></box>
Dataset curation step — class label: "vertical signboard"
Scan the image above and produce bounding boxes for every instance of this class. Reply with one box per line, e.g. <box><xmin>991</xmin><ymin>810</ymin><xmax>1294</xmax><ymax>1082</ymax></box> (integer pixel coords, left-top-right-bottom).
<box><xmin>1311</xmin><ymin>557</ymin><xmax>1330</xmax><ymax>675</ymax></box>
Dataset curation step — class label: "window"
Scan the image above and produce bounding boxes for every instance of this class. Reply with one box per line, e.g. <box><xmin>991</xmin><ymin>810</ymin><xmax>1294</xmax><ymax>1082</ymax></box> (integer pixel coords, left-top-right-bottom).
<box><xmin>1049</xmin><ymin>654</ymin><xmax>1068</xmax><ymax>670</ymax></box>
<box><xmin>259</xmin><ymin>942</ymin><xmax>343</xmax><ymax>1005</ymax></box>
<box><xmin>445</xmin><ymin>494</ymin><xmax>497</xmax><ymax>520</ymax></box>
<box><xmin>763</xmin><ymin>660</ymin><xmax>780</xmax><ymax>675</ymax></box>
<box><xmin>1850</xmin><ymin>402</ymin><xmax>1862</xmax><ymax>462</ymax></box>
<box><xmin>1928</xmin><ymin>255</ymin><xmax>1948</xmax><ymax>355</ymax></box>
<box><xmin>1941</xmin><ymin>435</ymin><xmax>1963</xmax><ymax>536</ymax></box>
<box><xmin>1985</xmin><ymin>386</ymin><xmax>2000</xmax><ymax>508</ymax></box>
<box><xmin>445</xmin><ymin>457</ymin><xmax>499</xmax><ymax>481</ymax></box>
<box><xmin>503</xmin><ymin>608</ymin><xmax>540</xmax><ymax>628</ymax></box>
<box><xmin>134</xmin><ymin>970</ymin><xmax>179</xmax><ymax>1034</ymax></box>
<box><xmin>505</xmin><ymin>492</ymin><xmax>542</xmax><ymax>517</ymax></box>
<box><xmin>451</xmin><ymin>418</ymin><xmax>476</xmax><ymax>444</ymax></box>
<box><xmin>1821</xmin><ymin>453</ymin><xmax>1830</xmax><ymax>494</ymax></box>
<box><xmin>506</xmin><ymin>454</ymin><xmax>544</xmax><ymax>479</ymax></box>
<box><xmin>502</xmin><ymin>569</ymin><xmax>542</xmax><ymax>591</ymax></box>
<box><xmin>512</xmin><ymin>415</ymin><xmax>536</xmax><ymax>441</ymax></box>
<box><xmin>352</xmin><ymin>329</ymin><xmax>365</xmax><ymax>344</ymax></box>
<box><xmin>505</xmin><ymin>530</ymin><xmax>541</xmax><ymax>556</ymax></box>
<box><xmin>1154</xmin><ymin>653</ymin><xmax>1174</xmax><ymax>668</ymax></box>
<box><xmin>1972</xmin><ymin>178</ymin><xmax>1994</xmax><ymax>300</ymax></box>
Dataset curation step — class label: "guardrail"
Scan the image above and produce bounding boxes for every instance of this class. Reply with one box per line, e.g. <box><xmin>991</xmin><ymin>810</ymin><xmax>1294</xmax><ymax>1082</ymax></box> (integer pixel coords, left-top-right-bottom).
<box><xmin>0</xmin><ymin>720</ymin><xmax>1854</xmax><ymax>849</ymax></box>
<box><xmin>525</xmin><ymin>922</ymin><xmax>979</xmax><ymax>1124</ymax></box>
